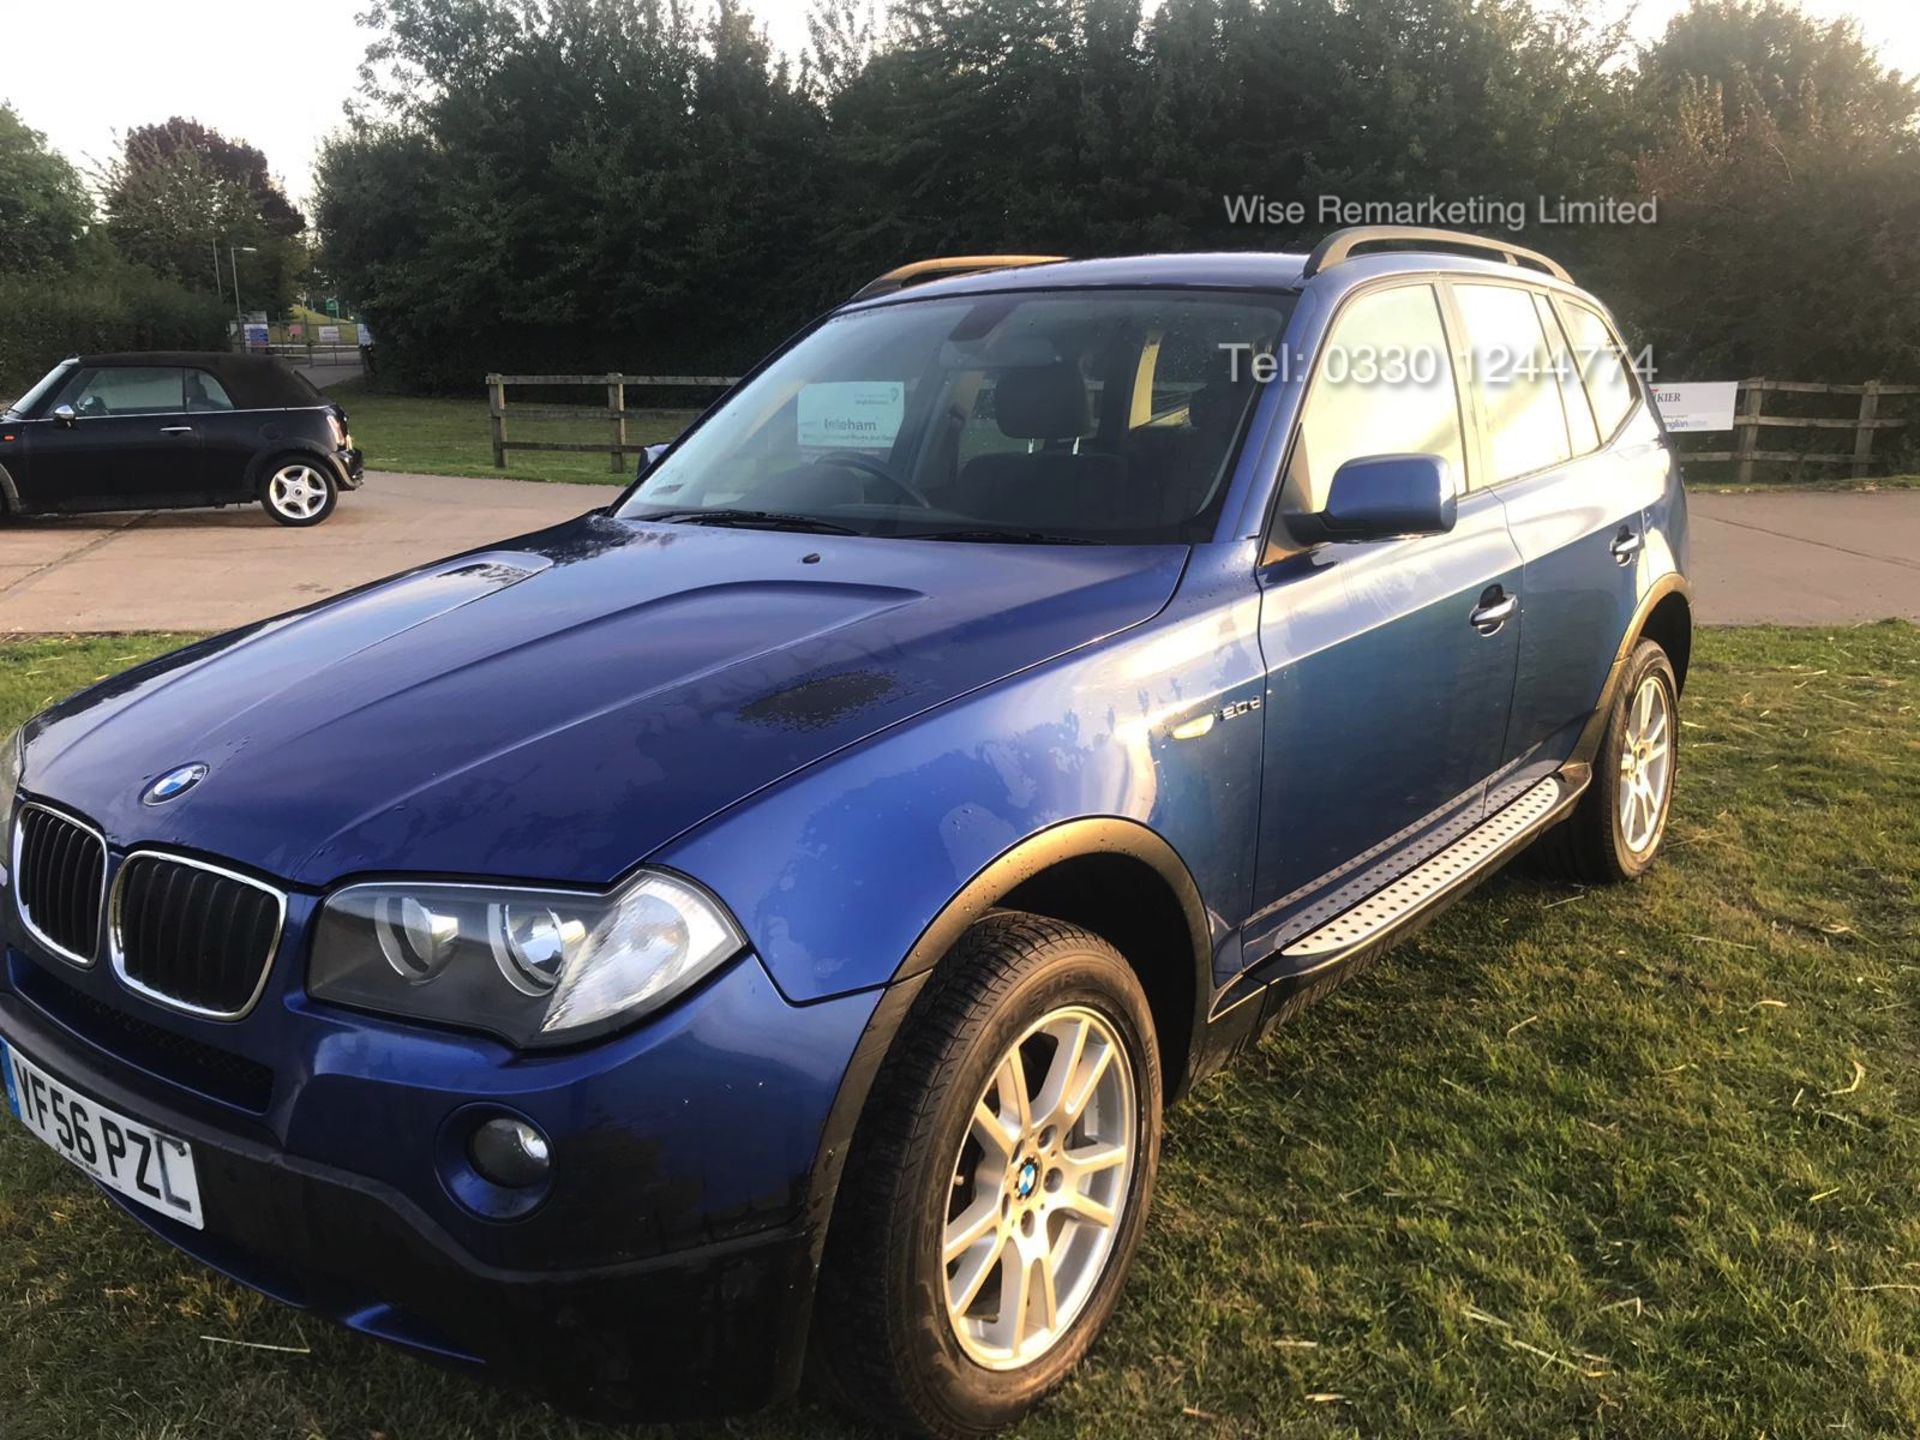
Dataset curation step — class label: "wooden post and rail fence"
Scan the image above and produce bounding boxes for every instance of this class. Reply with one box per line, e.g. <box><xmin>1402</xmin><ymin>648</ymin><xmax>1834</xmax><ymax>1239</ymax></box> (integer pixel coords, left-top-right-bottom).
<box><xmin>485</xmin><ymin>372</ymin><xmax>1915</xmax><ymax>483</ymax></box>
<box><xmin>486</xmin><ymin>373</ymin><xmax>739</xmax><ymax>474</ymax></box>
<box><xmin>1683</xmin><ymin>379</ymin><xmax>1917</xmax><ymax>484</ymax></box>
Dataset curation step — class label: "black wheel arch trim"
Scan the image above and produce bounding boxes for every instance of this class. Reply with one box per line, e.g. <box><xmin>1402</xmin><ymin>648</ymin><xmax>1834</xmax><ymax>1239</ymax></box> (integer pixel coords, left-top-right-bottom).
<box><xmin>1572</xmin><ymin>571</ymin><xmax>1692</xmax><ymax>769</ymax></box>
<box><xmin>249</xmin><ymin>443</ymin><xmax>349</xmax><ymax>494</ymax></box>
<box><xmin>0</xmin><ymin>460</ymin><xmax>19</xmax><ymax>511</ymax></box>
<box><xmin>888</xmin><ymin>817</ymin><xmax>1213</xmax><ymax>990</ymax></box>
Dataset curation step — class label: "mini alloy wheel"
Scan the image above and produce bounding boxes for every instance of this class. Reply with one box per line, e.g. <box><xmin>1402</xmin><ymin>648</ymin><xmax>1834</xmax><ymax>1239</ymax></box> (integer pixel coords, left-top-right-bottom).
<box><xmin>262</xmin><ymin>463</ymin><xmax>338</xmax><ymax>526</ymax></box>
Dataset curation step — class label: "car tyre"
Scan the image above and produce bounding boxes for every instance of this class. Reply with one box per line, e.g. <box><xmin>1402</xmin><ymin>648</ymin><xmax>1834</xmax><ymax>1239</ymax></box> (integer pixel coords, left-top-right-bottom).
<box><xmin>814</xmin><ymin>911</ymin><xmax>1162</xmax><ymax>1438</ymax></box>
<box><xmin>1538</xmin><ymin>637</ymin><xmax>1678</xmax><ymax>884</ymax></box>
<box><xmin>260</xmin><ymin>458</ymin><xmax>339</xmax><ymax>526</ymax></box>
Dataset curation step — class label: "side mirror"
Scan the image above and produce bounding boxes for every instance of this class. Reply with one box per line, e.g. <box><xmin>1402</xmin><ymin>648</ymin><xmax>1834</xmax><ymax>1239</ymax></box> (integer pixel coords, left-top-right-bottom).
<box><xmin>51</xmin><ymin>404</ymin><xmax>78</xmax><ymax>428</ymax></box>
<box><xmin>1318</xmin><ymin>453</ymin><xmax>1456</xmax><ymax>541</ymax></box>
<box><xmin>634</xmin><ymin>441</ymin><xmax>673</xmax><ymax>482</ymax></box>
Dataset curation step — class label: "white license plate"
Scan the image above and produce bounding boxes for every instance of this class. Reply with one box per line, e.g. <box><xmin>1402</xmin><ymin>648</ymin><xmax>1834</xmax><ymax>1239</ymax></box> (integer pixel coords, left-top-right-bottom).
<box><xmin>1</xmin><ymin>1036</ymin><xmax>203</xmax><ymax>1230</ymax></box>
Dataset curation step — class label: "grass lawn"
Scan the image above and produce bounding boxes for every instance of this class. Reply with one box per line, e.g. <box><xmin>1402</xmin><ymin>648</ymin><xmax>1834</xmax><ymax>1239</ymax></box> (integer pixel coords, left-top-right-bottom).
<box><xmin>332</xmin><ymin>379</ymin><xmax>699</xmax><ymax>487</ymax></box>
<box><xmin>1</xmin><ymin>623</ymin><xmax>1916</xmax><ymax>1438</ymax></box>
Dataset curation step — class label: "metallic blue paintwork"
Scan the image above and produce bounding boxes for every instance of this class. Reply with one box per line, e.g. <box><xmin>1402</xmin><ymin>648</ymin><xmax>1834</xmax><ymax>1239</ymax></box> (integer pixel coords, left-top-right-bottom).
<box><xmin>2</xmin><ymin>927</ymin><xmax>874</xmax><ymax>1267</ymax></box>
<box><xmin>1244</xmin><ymin>489</ymin><xmax>1523</xmax><ymax>968</ymax></box>
<box><xmin>20</xmin><ymin>518</ymin><xmax>1187</xmax><ymax>888</ymax></box>
<box><xmin>0</xmin><ymin>243</ymin><xmax>1688</xmax><ymax>1406</ymax></box>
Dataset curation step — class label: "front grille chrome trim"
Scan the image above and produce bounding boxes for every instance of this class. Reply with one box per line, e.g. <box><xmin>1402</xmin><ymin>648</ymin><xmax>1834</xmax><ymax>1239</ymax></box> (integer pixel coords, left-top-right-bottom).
<box><xmin>11</xmin><ymin>801</ymin><xmax>108</xmax><ymax>970</ymax></box>
<box><xmin>107</xmin><ymin>850</ymin><xmax>287</xmax><ymax>1021</ymax></box>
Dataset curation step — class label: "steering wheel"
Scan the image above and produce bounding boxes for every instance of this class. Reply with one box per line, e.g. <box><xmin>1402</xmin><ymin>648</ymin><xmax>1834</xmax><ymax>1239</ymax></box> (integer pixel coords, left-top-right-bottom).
<box><xmin>815</xmin><ymin>450</ymin><xmax>934</xmax><ymax>509</ymax></box>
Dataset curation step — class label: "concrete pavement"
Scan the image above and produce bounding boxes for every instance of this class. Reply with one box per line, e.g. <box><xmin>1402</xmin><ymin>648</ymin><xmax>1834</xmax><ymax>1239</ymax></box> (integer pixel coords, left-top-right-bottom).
<box><xmin>0</xmin><ymin>476</ymin><xmax>1915</xmax><ymax>634</ymax></box>
<box><xmin>0</xmin><ymin>471</ymin><xmax>604</xmax><ymax>634</ymax></box>
<box><xmin>1687</xmin><ymin>491</ymin><xmax>1920</xmax><ymax>625</ymax></box>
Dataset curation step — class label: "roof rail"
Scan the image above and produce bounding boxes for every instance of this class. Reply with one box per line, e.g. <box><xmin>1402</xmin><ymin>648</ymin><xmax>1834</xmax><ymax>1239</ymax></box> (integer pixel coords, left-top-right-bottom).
<box><xmin>1302</xmin><ymin>226</ymin><xmax>1572</xmax><ymax>283</ymax></box>
<box><xmin>849</xmin><ymin>254</ymin><xmax>1067</xmax><ymax>303</ymax></box>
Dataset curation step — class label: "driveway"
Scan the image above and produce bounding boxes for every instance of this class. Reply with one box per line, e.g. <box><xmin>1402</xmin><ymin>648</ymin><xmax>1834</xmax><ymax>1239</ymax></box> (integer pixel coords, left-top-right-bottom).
<box><xmin>1</xmin><ymin>477</ymin><xmax>1916</xmax><ymax>635</ymax></box>
<box><xmin>1688</xmin><ymin>491</ymin><xmax>1920</xmax><ymax>625</ymax></box>
<box><xmin>0</xmin><ymin>472</ymin><xmax>603</xmax><ymax>634</ymax></box>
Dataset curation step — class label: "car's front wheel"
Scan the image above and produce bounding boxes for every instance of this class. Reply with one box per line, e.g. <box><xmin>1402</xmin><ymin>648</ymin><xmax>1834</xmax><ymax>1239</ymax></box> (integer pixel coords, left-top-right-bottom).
<box><xmin>260</xmin><ymin>460</ymin><xmax>338</xmax><ymax>526</ymax></box>
<box><xmin>815</xmin><ymin>912</ymin><xmax>1161</xmax><ymax>1437</ymax></box>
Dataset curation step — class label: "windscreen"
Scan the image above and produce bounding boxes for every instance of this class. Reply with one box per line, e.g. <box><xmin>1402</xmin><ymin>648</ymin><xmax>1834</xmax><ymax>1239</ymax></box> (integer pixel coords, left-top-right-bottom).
<box><xmin>7</xmin><ymin>361</ymin><xmax>75</xmax><ymax>417</ymax></box>
<box><xmin>619</xmin><ymin>289</ymin><xmax>1292</xmax><ymax>544</ymax></box>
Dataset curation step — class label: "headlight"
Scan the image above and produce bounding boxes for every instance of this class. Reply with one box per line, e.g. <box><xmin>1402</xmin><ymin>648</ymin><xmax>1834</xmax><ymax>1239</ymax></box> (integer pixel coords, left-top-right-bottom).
<box><xmin>309</xmin><ymin>870</ymin><xmax>746</xmax><ymax>1047</ymax></box>
<box><xmin>0</xmin><ymin>727</ymin><xmax>21</xmax><ymax>891</ymax></box>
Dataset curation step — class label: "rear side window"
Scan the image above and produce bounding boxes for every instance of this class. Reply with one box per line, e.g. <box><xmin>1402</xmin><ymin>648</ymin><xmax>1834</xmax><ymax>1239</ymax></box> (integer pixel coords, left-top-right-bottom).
<box><xmin>187</xmin><ymin>370</ymin><xmax>236</xmax><ymax>412</ymax></box>
<box><xmin>1453</xmin><ymin>284</ymin><xmax>1571</xmax><ymax>485</ymax></box>
<box><xmin>1559</xmin><ymin>301</ymin><xmax>1638</xmax><ymax>439</ymax></box>
<box><xmin>1534</xmin><ymin>293</ymin><xmax>1598</xmax><ymax>454</ymax></box>
<box><xmin>55</xmin><ymin>367</ymin><xmax>186</xmax><ymax>417</ymax></box>
<box><xmin>1283</xmin><ymin>283</ymin><xmax>1467</xmax><ymax>514</ymax></box>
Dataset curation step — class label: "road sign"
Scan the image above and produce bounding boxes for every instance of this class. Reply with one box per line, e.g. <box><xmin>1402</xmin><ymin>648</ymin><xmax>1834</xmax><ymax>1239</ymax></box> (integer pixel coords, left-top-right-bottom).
<box><xmin>1652</xmin><ymin>382</ymin><xmax>1738</xmax><ymax>433</ymax></box>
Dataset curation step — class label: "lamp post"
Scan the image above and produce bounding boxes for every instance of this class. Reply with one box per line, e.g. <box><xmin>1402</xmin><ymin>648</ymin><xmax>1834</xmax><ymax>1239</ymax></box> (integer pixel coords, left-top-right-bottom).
<box><xmin>230</xmin><ymin>244</ymin><xmax>259</xmax><ymax>329</ymax></box>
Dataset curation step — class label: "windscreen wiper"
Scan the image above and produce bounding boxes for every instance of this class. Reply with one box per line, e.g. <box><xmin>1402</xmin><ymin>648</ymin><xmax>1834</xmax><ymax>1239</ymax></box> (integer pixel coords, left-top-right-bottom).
<box><xmin>898</xmin><ymin>528</ymin><xmax>1099</xmax><ymax>545</ymax></box>
<box><xmin>644</xmin><ymin>508</ymin><xmax>863</xmax><ymax>536</ymax></box>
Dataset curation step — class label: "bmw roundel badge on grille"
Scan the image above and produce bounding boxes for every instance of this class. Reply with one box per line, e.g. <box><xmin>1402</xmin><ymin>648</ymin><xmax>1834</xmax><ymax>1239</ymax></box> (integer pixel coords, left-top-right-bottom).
<box><xmin>142</xmin><ymin>763</ymin><xmax>210</xmax><ymax>806</ymax></box>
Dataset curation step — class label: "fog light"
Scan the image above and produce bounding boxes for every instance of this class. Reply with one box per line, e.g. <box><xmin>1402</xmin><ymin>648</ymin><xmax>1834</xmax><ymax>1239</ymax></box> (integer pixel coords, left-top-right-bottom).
<box><xmin>469</xmin><ymin>1117</ymin><xmax>551</xmax><ymax>1188</ymax></box>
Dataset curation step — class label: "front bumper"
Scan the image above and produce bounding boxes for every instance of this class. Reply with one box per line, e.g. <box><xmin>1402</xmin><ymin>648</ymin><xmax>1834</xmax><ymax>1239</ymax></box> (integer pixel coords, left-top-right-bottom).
<box><xmin>0</xmin><ymin>939</ymin><xmax>880</xmax><ymax>1418</ymax></box>
<box><xmin>335</xmin><ymin>446</ymin><xmax>365</xmax><ymax>488</ymax></box>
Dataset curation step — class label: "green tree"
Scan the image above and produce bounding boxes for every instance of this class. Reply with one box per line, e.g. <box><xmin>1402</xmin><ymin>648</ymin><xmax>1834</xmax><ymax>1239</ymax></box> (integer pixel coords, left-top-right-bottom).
<box><xmin>1624</xmin><ymin>0</ymin><xmax>1920</xmax><ymax>379</ymax></box>
<box><xmin>320</xmin><ymin>0</ymin><xmax>828</xmax><ymax>388</ymax></box>
<box><xmin>0</xmin><ymin>103</ymin><xmax>92</xmax><ymax>275</ymax></box>
<box><xmin>101</xmin><ymin>119</ymin><xmax>307</xmax><ymax>316</ymax></box>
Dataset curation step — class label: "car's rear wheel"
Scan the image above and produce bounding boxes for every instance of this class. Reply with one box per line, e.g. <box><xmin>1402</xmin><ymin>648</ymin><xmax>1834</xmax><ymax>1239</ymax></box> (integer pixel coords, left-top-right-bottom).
<box><xmin>1538</xmin><ymin>636</ymin><xmax>1678</xmax><ymax>884</ymax></box>
<box><xmin>815</xmin><ymin>912</ymin><xmax>1161</xmax><ymax>1438</ymax></box>
<box><xmin>260</xmin><ymin>460</ymin><xmax>338</xmax><ymax>526</ymax></box>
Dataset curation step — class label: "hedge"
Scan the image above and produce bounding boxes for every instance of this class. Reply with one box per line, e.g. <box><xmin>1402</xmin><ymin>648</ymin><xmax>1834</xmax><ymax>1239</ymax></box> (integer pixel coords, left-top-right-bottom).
<box><xmin>0</xmin><ymin>268</ymin><xmax>228</xmax><ymax>400</ymax></box>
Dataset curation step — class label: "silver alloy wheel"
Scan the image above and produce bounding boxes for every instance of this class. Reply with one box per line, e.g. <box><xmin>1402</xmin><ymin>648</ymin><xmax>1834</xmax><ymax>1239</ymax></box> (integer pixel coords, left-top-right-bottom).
<box><xmin>268</xmin><ymin>465</ymin><xmax>330</xmax><ymax>520</ymax></box>
<box><xmin>942</xmin><ymin>1005</ymin><xmax>1136</xmax><ymax>1370</ymax></box>
<box><xmin>1618</xmin><ymin>673</ymin><xmax>1673</xmax><ymax>854</ymax></box>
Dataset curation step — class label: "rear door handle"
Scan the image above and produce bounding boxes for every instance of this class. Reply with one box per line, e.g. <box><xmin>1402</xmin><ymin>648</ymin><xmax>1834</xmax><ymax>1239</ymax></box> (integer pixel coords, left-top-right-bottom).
<box><xmin>1610</xmin><ymin>527</ymin><xmax>1642</xmax><ymax>565</ymax></box>
<box><xmin>159</xmin><ymin>426</ymin><xmax>194</xmax><ymax>436</ymax></box>
<box><xmin>1470</xmin><ymin>588</ymin><xmax>1516</xmax><ymax>634</ymax></box>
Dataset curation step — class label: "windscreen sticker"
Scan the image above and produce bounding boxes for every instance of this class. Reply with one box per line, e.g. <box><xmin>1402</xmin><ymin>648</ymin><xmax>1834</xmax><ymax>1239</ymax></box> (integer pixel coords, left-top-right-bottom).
<box><xmin>797</xmin><ymin>381</ymin><xmax>904</xmax><ymax>451</ymax></box>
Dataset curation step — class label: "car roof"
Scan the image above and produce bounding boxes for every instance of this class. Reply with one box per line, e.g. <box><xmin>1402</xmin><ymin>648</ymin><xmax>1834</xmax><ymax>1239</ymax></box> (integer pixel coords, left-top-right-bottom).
<box><xmin>66</xmin><ymin>351</ymin><xmax>324</xmax><ymax>410</ymax></box>
<box><xmin>846</xmin><ymin>252</ymin><xmax>1312</xmax><ymax>307</ymax></box>
<box><xmin>843</xmin><ymin>247</ymin><xmax>1593</xmax><ymax>310</ymax></box>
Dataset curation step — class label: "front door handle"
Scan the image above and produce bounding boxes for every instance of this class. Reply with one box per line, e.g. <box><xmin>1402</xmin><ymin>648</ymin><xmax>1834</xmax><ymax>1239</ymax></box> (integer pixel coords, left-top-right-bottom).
<box><xmin>1470</xmin><ymin>587</ymin><xmax>1516</xmax><ymax>635</ymax></box>
<box><xmin>159</xmin><ymin>426</ymin><xmax>194</xmax><ymax>436</ymax></box>
<box><xmin>1610</xmin><ymin>527</ymin><xmax>1643</xmax><ymax>565</ymax></box>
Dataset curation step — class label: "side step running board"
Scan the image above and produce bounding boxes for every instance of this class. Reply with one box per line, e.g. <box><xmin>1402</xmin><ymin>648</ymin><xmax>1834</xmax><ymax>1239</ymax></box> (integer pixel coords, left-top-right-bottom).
<box><xmin>1281</xmin><ymin>776</ymin><xmax>1570</xmax><ymax>962</ymax></box>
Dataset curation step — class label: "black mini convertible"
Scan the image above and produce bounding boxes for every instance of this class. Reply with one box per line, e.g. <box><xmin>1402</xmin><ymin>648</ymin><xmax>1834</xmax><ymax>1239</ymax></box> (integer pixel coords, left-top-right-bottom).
<box><xmin>0</xmin><ymin>352</ymin><xmax>364</xmax><ymax>527</ymax></box>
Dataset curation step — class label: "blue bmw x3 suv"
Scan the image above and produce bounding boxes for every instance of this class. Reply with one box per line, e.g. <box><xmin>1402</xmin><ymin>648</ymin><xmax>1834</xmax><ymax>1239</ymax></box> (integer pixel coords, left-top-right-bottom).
<box><xmin>0</xmin><ymin>226</ymin><xmax>1688</xmax><ymax>1436</ymax></box>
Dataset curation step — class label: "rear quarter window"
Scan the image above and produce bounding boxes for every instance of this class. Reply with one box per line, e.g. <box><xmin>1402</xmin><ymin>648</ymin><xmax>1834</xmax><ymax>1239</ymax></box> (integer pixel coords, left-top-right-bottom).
<box><xmin>1559</xmin><ymin>301</ymin><xmax>1638</xmax><ymax>439</ymax></box>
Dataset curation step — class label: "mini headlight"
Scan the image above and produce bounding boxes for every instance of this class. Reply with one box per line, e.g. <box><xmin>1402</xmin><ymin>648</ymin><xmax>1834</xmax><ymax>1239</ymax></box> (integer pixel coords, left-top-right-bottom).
<box><xmin>310</xmin><ymin>870</ymin><xmax>746</xmax><ymax>1048</ymax></box>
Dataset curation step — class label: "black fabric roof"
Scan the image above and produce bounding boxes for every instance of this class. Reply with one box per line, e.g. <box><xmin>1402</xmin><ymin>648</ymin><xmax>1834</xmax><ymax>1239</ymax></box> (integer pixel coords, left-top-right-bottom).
<box><xmin>70</xmin><ymin>352</ymin><xmax>325</xmax><ymax>410</ymax></box>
